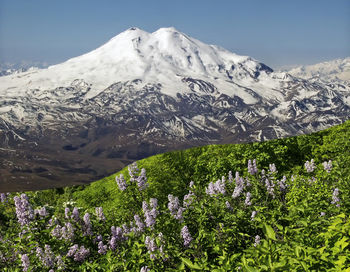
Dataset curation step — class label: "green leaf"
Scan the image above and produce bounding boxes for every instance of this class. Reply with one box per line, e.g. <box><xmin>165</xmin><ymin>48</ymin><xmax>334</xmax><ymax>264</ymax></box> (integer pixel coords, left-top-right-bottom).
<box><xmin>181</xmin><ymin>258</ymin><xmax>202</xmax><ymax>270</ymax></box>
<box><xmin>263</xmin><ymin>224</ymin><xmax>276</xmax><ymax>240</ymax></box>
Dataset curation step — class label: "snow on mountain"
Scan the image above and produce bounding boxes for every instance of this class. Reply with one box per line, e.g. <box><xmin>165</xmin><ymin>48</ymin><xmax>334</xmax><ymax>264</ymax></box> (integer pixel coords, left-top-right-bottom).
<box><xmin>0</xmin><ymin>27</ymin><xmax>349</xmax><ymax>191</ymax></box>
<box><xmin>286</xmin><ymin>57</ymin><xmax>350</xmax><ymax>82</ymax></box>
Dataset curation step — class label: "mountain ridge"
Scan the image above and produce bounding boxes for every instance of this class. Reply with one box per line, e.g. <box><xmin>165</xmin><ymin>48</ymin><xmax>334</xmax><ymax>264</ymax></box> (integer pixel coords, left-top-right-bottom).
<box><xmin>0</xmin><ymin>27</ymin><xmax>349</xmax><ymax>191</ymax></box>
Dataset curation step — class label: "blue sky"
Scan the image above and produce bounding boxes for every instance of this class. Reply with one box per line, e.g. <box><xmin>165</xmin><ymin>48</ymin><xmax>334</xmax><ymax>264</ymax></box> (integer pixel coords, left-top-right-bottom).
<box><xmin>0</xmin><ymin>0</ymin><xmax>349</xmax><ymax>69</ymax></box>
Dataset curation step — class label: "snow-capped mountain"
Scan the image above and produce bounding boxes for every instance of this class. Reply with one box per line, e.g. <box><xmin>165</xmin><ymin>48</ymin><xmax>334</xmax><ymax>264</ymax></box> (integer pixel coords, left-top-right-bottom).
<box><xmin>286</xmin><ymin>57</ymin><xmax>350</xmax><ymax>83</ymax></box>
<box><xmin>0</xmin><ymin>27</ymin><xmax>349</xmax><ymax>191</ymax></box>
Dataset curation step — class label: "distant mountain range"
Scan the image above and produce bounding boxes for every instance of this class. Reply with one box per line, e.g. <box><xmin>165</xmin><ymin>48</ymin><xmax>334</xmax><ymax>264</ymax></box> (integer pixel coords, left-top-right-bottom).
<box><xmin>0</xmin><ymin>27</ymin><xmax>349</xmax><ymax>191</ymax></box>
<box><xmin>285</xmin><ymin>58</ymin><xmax>350</xmax><ymax>82</ymax></box>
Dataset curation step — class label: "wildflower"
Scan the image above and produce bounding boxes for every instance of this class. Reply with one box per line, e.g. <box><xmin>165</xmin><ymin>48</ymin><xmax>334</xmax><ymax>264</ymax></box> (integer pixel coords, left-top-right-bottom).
<box><xmin>116</xmin><ymin>174</ymin><xmax>127</xmax><ymax>191</ymax></box>
<box><xmin>248</xmin><ymin>159</ymin><xmax>258</xmax><ymax>175</ymax></box>
<box><xmin>21</xmin><ymin>254</ymin><xmax>30</xmax><ymax>272</ymax></box>
<box><xmin>140</xmin><ymin>266</ymin><xmax>150</xmax><ymax>272</ymax></box>
<box><xmin>244</xmin><ymin>192</ymin><xmax>252</xmax><ymax>206</ymax></box>
<box><xmin>232</xmin><ymin>173</ymin><xmax>245</xmax><ymax>199</ymax></box>
<box><xmin>56</xmin><ymin>255</ymin><xmax>66</xmax><ymax>270</ymax></box>
<box><xmin>251</xmin><ymin>211</ymin><xmax>257</xmax><ymax>220</ymax></box>
<box><xmin>83</xmin><ymin>213</ymin><xmax>93</xmax><ymax>236</ymax></box>
<box><xmin>269</xmin><ymin>163</ymin><xmax>277</xmax><ymax>174</ymax></box>
<box><xmin>168</xmin><ymin>195</ymin><xmax>180</xmax><ymax>216</ymax></box>
<box><xmin>95</xmin><ymin>207</ymin><xmax>106</xmax><ymax>221</ymax></box>
<box><xmin>0</xmin><ymin>193</ymin><xmax>7</xmax><ymax>203</ymax></box>
<box><xmin>128</xmin><ymin>162</ymin><xmax>139</xmax><ymax>182</ymax></box>
<box><xmin>228</xmin><ymin>171</ymin><xmax>233</xmax><ymax>183</ymax></box>
<box><xmin>278</xmin><ymin>176</ymin><xmax>287</xmax><ymax>191</ymax></box>
<box><xmin>323</xmin><ymin>160</ymin><xmax>332</xmax><ymax>173</ymax></box>
<box><xmin>183</xmin><ymin>191</ymin><xmax>195</xmax><ymax>208</ymax></box>
<box><xmin>65</xmin><ymin>207</ymin><xmax>70</xmax><ymax>219</ymax></box>
<box><xmin>71</xmin><ymin>207</ymin><xmax>80</xmax><ymax>222</ymax></box>
<box><xmin>189</xmin><ymin>181</ymin><xmax>194</xmax><ymax>188</ymax></box>
<box><xmin>14</xmin><ymin>194</ymin><xmax>34</xmax><ymax>227</ymax></box>
<box><xmin>98</xmin><ymin>241</ymin><xmax>108</xmax><ymax>255</ymax></box>
<box><xmin>143</xmin><ymin>200</ymin><xmax>158</xmax><ymax>228</ymax></box>
<box><xmin>265</xmin><ymin>178</ymin><xmax>275</xmax><ymax>198</ymax></box>
<box><xmin>137</xmin><ymin>168</ymin><xmax>148</xmax><ymax>190</ymax></box>
<box><xmin>181</xmin><ymin>226</ymin><xmax>193</xmax><ymax>247</ymax></box>
<box><xmin>253</xmin><ymin>235</ymin><xmax>261</xmax><ymax>247</ymax></box>
<box><xmin>61</xmin><ymin>222</ymin><xmax>74</xmax><ymax>241</ymax></box>
<box><xmin>110</xmin><ymin>236</ymin><xmax>118</xmax><ymax>250</ymax></box>
<box><xmin>320</xmin><ymin>212</ymin><xmax>326</xmax><ymax>217</ymax></box>
<box><xmin>43</xmin><ymin>245</ymin><xmax>55</xmax><ymax>268</ymax></box>
<box><xmin>67</xmin><ymin>245</ymin><xmax>90</xmax><ymax>262</ymax></box>
<box><xmin>304</xmin><ymin>159</ymin><xmax>316</xmax><ymax>173</ymax></box>
<box><xmin>331</xmin><ymin>188</ymin><xmax>340</xmax><ymax>207</ymax></box>
<box><xmin>225</xmin><ymin>201</ymin><xmax>233</xmax><ymax>211</ymax></box>
<box><xmin>134</xmin><ymin>215</ymin><xmax>145</xmax><ymax>233</ymax></box>
<box><xmin>35</xmin><ymin>206</ymin><xmax>48</xmax><ymax>218</ymax></box>
<box><xmin>205</xmin><ymin>178</ymin><xmax>226</xmax><ymax>196</ymax></box>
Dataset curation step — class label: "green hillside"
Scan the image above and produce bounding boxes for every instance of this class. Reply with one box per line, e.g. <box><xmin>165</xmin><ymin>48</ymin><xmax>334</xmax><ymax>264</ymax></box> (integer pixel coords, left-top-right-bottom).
<box><xmin>69</xmin><ymin>119</ymin><xmax>350</xmax><ymax>218</ymax></box>
<box><xmin>1</xmin><ymin>120</ymin><xmax>349</xmax><ymax>271</ymax></box>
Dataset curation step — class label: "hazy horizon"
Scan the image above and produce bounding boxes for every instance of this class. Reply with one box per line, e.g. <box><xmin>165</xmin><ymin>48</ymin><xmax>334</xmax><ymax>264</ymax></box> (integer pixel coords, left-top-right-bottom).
<box><xmin>0</xmin><ymin>0</ymin><xmax>349</xmax><ymax>69</ymax></box>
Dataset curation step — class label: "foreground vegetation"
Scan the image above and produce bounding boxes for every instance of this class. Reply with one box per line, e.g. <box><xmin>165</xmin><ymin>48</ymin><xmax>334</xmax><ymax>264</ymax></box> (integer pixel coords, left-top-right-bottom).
<box><xmin>0</xmin><ymin>120</ymin><xmax>349</xmax><ymax>271</ymax></box>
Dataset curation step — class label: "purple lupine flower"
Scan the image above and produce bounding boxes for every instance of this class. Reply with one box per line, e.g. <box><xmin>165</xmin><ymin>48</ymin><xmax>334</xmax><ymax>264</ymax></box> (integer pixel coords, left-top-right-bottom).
<box><xmin>95</xmin><ymin>207</ymin><xmax>106</xmax><ymax>221</ymax></box>
<box><xmin>65</xmin><ymin>207</ymin><xmax>70</xmax><ymax>219</ymax></box>
<box><xmin>232</xmin><ymin>172</ymin><xmax>245</xmax><ymax>198</ymax></box>
<box><xmin>14</xmin><ymin>193</ymin><xmax>34</xmax><ymax>227</ymax></box>
<box><xmin>51</xmin><ymin>224</ymin><xmax>62</xmax><ymax>238</ymax></box>
<box><xmin>74</xmin><ymin>246</ymin><xmax>90</xmax><ymax>262</ymax></box>
<box><xmin>278</xmin><ymin>176</ymin><xmax>287</xmax><ymax>191</ymax></box>
<box><xmin>181</xmin><ymin>226</ymin><xmax>193</xmax><ymax>247</ymax></box>
<box><xmin>331</xmin><ymin>188</ymin><xmax>340</xmax><ymax>207</ymax></box>
<box><xmin>215</xmin><ymin>177</ymin><xmax>226</xmax><ymax>195</ymax></box>
<box><xmin>56</xmin><ymin>255</ymin><xmax>66</xmax><ymax>270</ymax></box>
<box><xmin>228</xmin><ymin>171</ymin><xmax>233</xmax><ymax>183</ymax></box>
<box><xmin>110</xmin><ymin>236</ymin><xmax>118</xmax><ymax>250</ymax></box>
<box><xmin>143</xmin><ymin>199</ymin><xmax>158</xmax><ymax>228</ymax></box>
<box><xmin>35</xmin><ymin>206</ymin><xmax>48</xmax><ymax>218</ymax></box>
<box><xmin>61</xmin><ymin>222</ymin><xmax>74</xmax><ymax>241</ymax></box>
<box><xmin>21</xmin><ymin>254</ymin><xmax>30</xmax><ymax>272</ymax></box>
<box><xmin>98</xmin><ymin>241</ymin><xmax>108</xmax><ymax>255</ymax></box>
<box><xmin>168</xmin><ymin>194</ymin><xmax>180</xmax><ymax>215</ymax></box>
<box><xmin>71</xmin><ymin>207</ymin><xmax>80</xmax><ymax>222</ymax></box>
<box><xmin>205</xmin><ymin>182</ymin><xmax>216</xmax><ymax>196</ymax></box>
<box><xmin>134</xmin><ymin>215</ymin><xmax>145</xmax><ymax>233</ymax></box>
<box><xmin>36</xmin><ymin>247</ymin><xmax>44</xmax><ymax>260</ymax></box>
<box><xmin>83</xmin><ymin>213</ymin><xmax>93</xmax><ymax>236</ymax></box>
<box><xmin>67</xmin><ymin>244</ymin><xmax>79</xmax><ymax>257</ymax></box>
<box><xmin>137</xmin><ymin>168</ymin><xmax>148</xmax><ymax>190</ymax></box>
<box><xmin>175</xmin><ymin>207</ymin><xmax>185</xmax><ymax>222</ymax></box>
<box><xmin>248</xmin><ymin>159</ymin><xmax>258</xmax><ymax>175</ymax></box>
<box><xmin>0</xmin><ymin>193</ymin><xmax>7</xmax><ymax>203</ymax></box>
<box><xmin>189</xmin><ymin>181</ymin><xmax>194</xmax><ymax>188</ymax></box>
<box><xmin>265</xmin><ymin>178</ymin><xmax>275</xmax><ymax>198</ymax></box>
<box><xmin>67</xmin><ymin>245</ymin><xmax>89</xmax><ymax>262</ymax></box>
<box><xmin>183</xmin><ymin>191</ymin><xmax>194</xmax><ymax>208</ymax></box>
<box><xmin>111</xmin><ymin>226</ymin><xmax>124</xmax><ymax>240</ymax></box>
<box><xmin>43</xmin><ymin>245</ymin><xmax>55</xmax><ymax>268</ymax></box>
<box><xmin>251</xmin><ymin>211</ymin><xmax>257</xmax><ymax>220</ymax></box>
<box><xmin>320</xmin><ymin>212</ymin><xmax>326</xmax><ymax>217</ymax></box>
<box><xmin>269</xmin><ymin>163</ymin><xmax>277</xmax><ymax>174</ymax></box>
<box><xmin>304</xmin><ymin>159</ymin><xmax>316</xmax><ymax>173</ymax></box>
<box><xmin>323</xmin><ymin>160</ymin><xmax>332</xmax><ymax>173</ymax></box>
<box><xmin>115</xmin><ymin>174</ymin><xmax>127</xmax><ymax>191</ymax></box>
<box><xmin>225</xmin><ymin>201</ymin><xmax>233</xmax><ymax>211</ymax></box>
<box><xmin>253</xmin><ymin>235</ymin><xmax>261</xmax><ymax>247</ymax></box>
<box><xmin>140</xmin><ymin>266</ymin><xmax>150</xmax><ymax>272</ymax></box>
<box><xmin>128</xmin><ymin>162</ymin><xmax>139</xmax><ymax>182</ymax></box>
<box><xmin>245</xmin><ymin>192</ymin><xmax>252</xmax><ymax>206</ymax></box>
<box><xmin>145</xmin><ymin>236</ymin><xmax>157</xmax><ymax>252</ymax></box>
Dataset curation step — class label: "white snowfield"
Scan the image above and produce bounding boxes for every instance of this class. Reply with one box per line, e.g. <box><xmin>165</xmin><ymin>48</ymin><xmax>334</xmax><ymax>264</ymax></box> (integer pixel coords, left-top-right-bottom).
<box><xmin>286</xmin><ymin>58</ymin><xmax>350</xmax><ymax>82</ymax></box>
<box><xmin>0</xmin><ymin>27</ymin><xmax>294</xmax><ymax>104</ymax></box>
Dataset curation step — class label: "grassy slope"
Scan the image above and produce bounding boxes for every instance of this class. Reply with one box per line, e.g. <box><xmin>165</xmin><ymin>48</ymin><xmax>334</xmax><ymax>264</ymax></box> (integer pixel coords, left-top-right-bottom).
<box><xmin>54</xmin><ymin>119</ymin><xmax>350</xmax><ymax>218</ymax></box>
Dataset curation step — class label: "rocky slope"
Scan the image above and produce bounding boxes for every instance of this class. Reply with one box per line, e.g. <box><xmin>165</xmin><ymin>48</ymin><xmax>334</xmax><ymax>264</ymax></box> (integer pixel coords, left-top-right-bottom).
<box><xmin>0</xmin><ymin>27</ymin><xmax>349</xmax><ymax>191</ymax></box>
